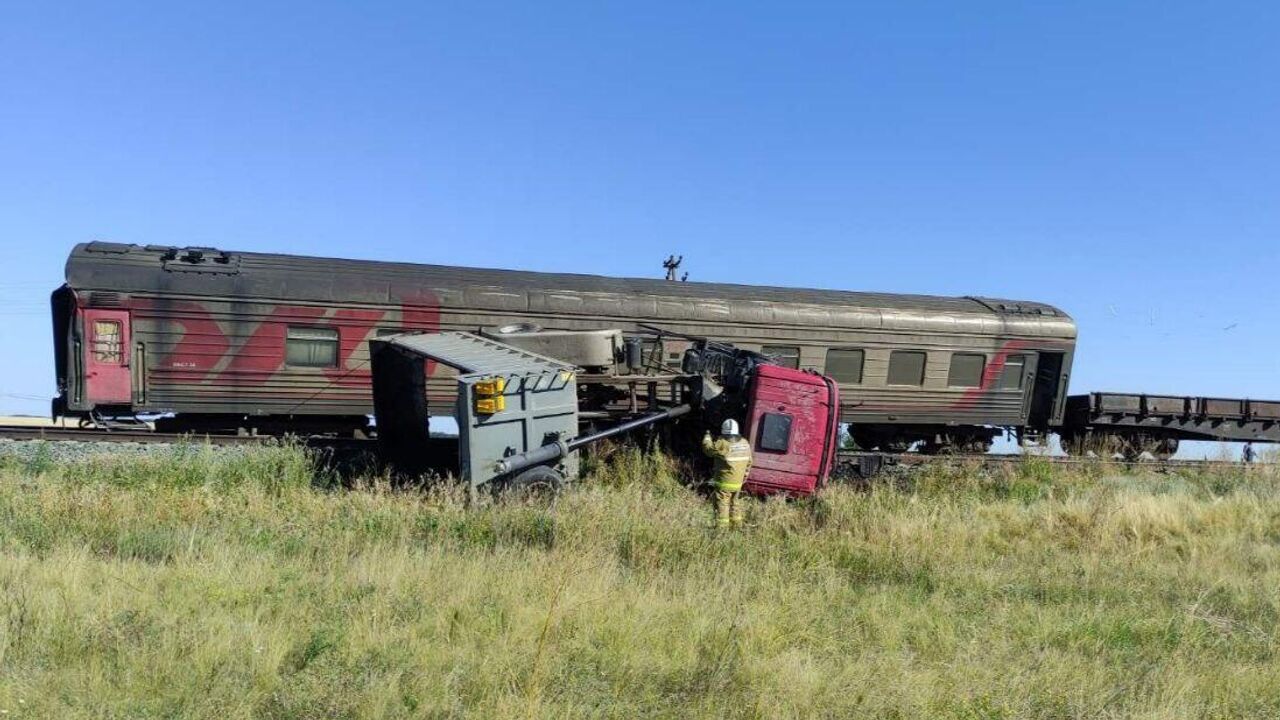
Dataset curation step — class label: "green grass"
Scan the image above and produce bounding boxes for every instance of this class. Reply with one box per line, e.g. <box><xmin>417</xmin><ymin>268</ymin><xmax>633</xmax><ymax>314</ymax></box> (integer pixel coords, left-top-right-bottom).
<box><xmin>2</xmin><ymin>445</ymin><xmax>1279</xmax><ymax>719</ymax></box>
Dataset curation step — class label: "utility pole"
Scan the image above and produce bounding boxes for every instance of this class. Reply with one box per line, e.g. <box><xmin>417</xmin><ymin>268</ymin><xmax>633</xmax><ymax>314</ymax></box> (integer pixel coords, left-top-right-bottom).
<box><xmin>663</xmin><ymin>255</ymin><xmax>685</xmax><ymax>282</ymax></box>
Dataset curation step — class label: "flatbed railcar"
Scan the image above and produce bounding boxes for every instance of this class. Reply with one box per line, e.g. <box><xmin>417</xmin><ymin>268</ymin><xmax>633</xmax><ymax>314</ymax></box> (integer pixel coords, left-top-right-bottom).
<box><xmin>51</xmin><ymin>242</ymin><xmax>1078</xmax><ymax>449</ymax></box>
<box><xmin>1062</xmin><ymin>392</ymin><xmax>1280</xmax><ymax>458</ymax></box>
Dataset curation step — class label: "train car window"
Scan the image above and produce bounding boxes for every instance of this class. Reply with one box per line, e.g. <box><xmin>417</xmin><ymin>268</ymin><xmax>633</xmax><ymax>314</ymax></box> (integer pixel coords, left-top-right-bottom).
<box><xmin>758</xmin><ymin>412</ymin><xmax>794</xmax><ymax>452</ymax></box>
<box><xmin>999</xmin><ymin>355</ymin><xmax>1027</xmax><ymax>389</ymax></box>
<box><xmin>286</xmin><ymin>327</ymin><xmax>339</xmax><ymax>368</ymax></box>
<box><xmin>91</xmin><ymin>321</ymin><xmax>123</xmax><ymax>364</ymax></box>
<box><xmin>825</xmin><ymin>349</ymin><xmax>865</xmax><ymax>384</ymax></box>
<box><xmin>762</xmin><ymin>345</ymin><xmax>800</xmax><ymax>369</ymax></box>
<box><xmin>948</xmin><ymin>353</ymin><xmax>985</xmax><ymax>388</ymax></box>
<box><xmin>887</xmin><ymin>351</ymin><xmax>927</xmax><ymax>386</ymax></box>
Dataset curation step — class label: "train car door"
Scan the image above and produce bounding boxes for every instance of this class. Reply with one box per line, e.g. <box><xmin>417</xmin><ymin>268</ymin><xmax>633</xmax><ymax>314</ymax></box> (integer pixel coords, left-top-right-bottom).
<box><xmin>82</xmin><ymin>309</ymin><xmax>132</xmax><ymax>405</ymax></box>
<box><xmin>1026</xmin><ymin>351</ymin><xmax>1065</xmax><ymax>429</ymax></box>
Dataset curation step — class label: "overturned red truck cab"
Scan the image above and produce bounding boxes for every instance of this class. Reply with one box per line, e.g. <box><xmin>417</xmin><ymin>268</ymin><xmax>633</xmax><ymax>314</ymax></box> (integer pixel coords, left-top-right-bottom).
<box><xmin>740</xmin><ymin>363</ymin><xmax>840</xmax><ymax>496</ymax></box>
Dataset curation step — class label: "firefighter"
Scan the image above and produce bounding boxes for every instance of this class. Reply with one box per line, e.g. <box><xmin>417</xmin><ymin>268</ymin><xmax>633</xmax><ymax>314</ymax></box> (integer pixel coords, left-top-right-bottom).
<box><xmin>703</xmin><ymin>419</ymin><xmax>753</xmax><ymax>528</ymax></box>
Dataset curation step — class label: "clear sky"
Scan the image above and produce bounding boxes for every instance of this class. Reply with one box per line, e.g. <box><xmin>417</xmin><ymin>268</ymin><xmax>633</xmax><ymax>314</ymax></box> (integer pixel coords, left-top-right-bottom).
<box><xmin>1</xmin><ymin>1</ymin><xmax>1277</xmax><ymax>418</ymax></box>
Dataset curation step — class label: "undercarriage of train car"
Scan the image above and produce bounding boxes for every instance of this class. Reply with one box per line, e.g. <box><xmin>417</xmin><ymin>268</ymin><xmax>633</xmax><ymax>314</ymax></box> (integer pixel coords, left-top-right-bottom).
<box><xmin>848</xmin><ymin>427</ymin><xmax>1001</xmax><ymax>455</ymax></box>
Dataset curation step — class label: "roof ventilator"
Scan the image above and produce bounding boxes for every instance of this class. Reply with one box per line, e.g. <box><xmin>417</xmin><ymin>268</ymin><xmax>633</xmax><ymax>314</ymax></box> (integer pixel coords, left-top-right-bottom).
<box><xmin>88</xmin><ymin>291</ymin><xmax>124</xmax><ymax>307</ymax></box>
<box><xmin>160</xmin><ymin>247</ymin><xmax>241</xmax><ymax>275</ymax></box>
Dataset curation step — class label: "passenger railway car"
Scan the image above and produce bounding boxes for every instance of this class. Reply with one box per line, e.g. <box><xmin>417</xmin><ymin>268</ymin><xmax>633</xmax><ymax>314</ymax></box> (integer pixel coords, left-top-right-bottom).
<box><xmin>51</xmin><ymin>242</ymin><xmax>1077</xmax><ymax>449</ymax></box>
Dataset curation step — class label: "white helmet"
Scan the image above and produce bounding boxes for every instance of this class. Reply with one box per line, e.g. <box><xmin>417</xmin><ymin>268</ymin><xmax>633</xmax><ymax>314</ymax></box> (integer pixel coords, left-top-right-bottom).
<box><xmin>721</xmin><ymin>419</ymin><xmax>740</xmax><ymax>436</ymax></box>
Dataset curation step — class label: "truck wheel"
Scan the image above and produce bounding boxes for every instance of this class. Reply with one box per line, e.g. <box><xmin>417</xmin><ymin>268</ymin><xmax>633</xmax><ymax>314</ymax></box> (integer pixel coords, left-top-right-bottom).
<box><xmin>493</xmin><ymin>466</ymin><xmax>565</xmax><ymax>499</ymax></box>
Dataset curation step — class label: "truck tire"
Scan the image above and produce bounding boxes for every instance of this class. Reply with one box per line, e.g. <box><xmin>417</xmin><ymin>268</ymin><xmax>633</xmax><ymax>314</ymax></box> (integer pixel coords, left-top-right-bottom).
<box><xmin>493</xmin><ymin>465</ymin><xmax>565</xmax><ymax>499</ymax></box>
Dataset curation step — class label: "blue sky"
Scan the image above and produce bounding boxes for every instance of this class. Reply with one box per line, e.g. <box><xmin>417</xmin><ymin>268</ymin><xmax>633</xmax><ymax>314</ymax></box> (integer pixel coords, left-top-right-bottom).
<box><xmin>1</xmin><ymin>1</ymin><xmax>1277</xmax><ymax>417</ymax></box>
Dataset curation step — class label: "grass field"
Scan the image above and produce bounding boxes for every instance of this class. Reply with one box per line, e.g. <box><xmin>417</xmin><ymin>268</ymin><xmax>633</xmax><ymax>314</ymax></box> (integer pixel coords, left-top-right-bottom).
<box><xmin>1</xmin><ymin>443</ymin><xmax>1279</xmax><ymax>719</ymax></box>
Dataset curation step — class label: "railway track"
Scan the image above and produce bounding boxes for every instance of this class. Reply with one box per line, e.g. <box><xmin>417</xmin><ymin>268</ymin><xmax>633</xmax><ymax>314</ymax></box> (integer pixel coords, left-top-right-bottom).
<box><xmin>0</xmin><ymin>424</ymin><xmax>372</xmax><ymax>449</ymax></box>
<box><xmin>2</xmin><ymin>425</ymin><xmax>1254</xmax><ymax>472</ymax></box>
<box><xmin>836</xmin><ymin>449</ymin><xmax>1255</xmax><ymax>472</ymax></box>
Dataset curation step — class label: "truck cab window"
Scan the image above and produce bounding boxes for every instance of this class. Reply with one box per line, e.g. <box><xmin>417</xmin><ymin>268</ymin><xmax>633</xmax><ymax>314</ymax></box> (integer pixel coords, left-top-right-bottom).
<box><xmin>758</xmin><ymin>412</ymin><xmax>794</xmax><ymax>452</ymax></box>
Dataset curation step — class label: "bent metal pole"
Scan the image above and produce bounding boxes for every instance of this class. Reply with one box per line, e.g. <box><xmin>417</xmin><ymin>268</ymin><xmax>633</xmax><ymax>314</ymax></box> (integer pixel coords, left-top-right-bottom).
<box><xmin>493</xmin><ymin>404</ymin><xmax>693</xmax><ymax>477</ymax></box>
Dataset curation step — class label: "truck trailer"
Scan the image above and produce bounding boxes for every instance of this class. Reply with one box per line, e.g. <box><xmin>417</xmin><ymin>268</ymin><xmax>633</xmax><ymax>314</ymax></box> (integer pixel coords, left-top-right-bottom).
<box><xmin>367</xmin><ymin>328</ymin><xmax>841</xmax><ymax>498</ymax></box>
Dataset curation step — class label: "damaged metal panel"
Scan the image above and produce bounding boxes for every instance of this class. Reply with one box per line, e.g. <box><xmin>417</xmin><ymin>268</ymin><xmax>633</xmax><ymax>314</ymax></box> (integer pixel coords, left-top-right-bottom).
<box><xmin>370</xmin><ymin>332</ymin><xmax>580</xmax><ymax>491</ymax></box>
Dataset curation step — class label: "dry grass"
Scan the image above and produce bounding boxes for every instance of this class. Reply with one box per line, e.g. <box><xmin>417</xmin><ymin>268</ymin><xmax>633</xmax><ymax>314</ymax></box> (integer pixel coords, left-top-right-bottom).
<box><xmin>1</xmin><ymin>444</ymin><xmax>1279</xmax><ymax>718</ymax></box>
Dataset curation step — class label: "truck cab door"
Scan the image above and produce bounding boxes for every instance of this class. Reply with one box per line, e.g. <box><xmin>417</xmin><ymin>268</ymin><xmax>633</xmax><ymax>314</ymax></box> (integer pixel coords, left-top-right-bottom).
<box><xmin>82</xmin><ymin>308</ymin><xmax>132</xmax><ymax>406</ymax></box>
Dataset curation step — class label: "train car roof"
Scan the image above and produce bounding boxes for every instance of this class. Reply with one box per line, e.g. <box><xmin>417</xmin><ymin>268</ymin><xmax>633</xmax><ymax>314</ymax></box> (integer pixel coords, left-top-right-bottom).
<box><xmin>64</xmin><ymin>242</ymin><xmax>1076</xmax><ymax>339</ymax></box>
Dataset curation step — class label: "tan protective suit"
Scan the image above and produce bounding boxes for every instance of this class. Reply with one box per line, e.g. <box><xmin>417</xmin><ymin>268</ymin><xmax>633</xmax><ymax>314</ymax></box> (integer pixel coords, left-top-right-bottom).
<box><xmin>702</xmin><ymin>432</ymin><xmax>753</xmax><ymax>527</ymax></box>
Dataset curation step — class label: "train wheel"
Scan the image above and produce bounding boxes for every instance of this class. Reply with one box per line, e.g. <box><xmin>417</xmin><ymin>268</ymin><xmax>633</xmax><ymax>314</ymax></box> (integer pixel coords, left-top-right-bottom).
<box><xmin>1059</xmin><ymin>433</ymin><xmax>1079</xmax><ymax>455</ymax></box>
<box><xmin>918</xmin><ymin>441</ymin><xmax>947</xmax><ymax>456</ymax></box>
<box><xmin>1062</xmin><ymin>432</ymin><xmax>1103</xmax><ymax>457</ymax></box>
<box><xmin>1118</xmin><ymin>435</ymin><xmax>1158</xmax><ymax>462</ymax></box>
<box><xmin>850</xmin><ymin>430</ymin><xmax>881</xmax><ymax>452</ymax></box>
<box><xmin>1154</xmin><ymin>438</ymin><xmax>1180</xmax><ymax>461</ymax></box>
<box><xmin>965</xmin><ymin>439</ymin><xmax>994</xmax><ymax>454</ymax></box>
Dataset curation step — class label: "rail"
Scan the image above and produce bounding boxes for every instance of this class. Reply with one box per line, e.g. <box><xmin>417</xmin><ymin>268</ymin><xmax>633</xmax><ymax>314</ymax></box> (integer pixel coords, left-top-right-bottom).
<box><xmin>0</xmin><ymin>424</ymin><xmax>373</xmax><ymax>449</ymax></box>
<box><xmin>836</xmin><ymin>450</ymin><xmax>1264</xmax><ymax>471</ymax></box>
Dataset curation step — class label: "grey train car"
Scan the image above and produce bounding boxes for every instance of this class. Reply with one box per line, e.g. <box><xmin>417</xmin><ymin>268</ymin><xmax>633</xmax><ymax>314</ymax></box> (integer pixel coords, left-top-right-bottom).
<box><xmin>52</xmin><ymin>242</ymin><xmax>1077</xmax><ymax>450</ymax></box>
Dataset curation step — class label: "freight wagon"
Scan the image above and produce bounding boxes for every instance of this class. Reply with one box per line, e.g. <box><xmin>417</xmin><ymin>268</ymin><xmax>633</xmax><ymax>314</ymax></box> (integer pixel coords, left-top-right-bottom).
<box><xmin>1062</xmin><ymin>392</ymin><xmax>1280</xmax><ymax>458</ymax></box>
<box><xmin>51</xmin><ymin>242</ymin><xmax>1077</xmax><ymax>451</ymax></box>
